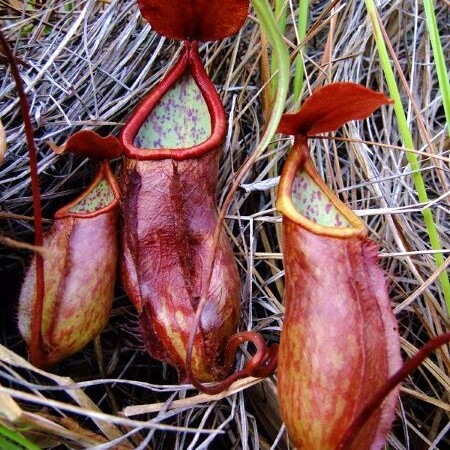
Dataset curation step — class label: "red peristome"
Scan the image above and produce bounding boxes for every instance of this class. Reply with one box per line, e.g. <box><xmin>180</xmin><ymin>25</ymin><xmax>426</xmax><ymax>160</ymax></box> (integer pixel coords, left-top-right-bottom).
<box><xmin>277</xmin><ymin>83</ymin><xmax>393</xmax><ymax>137</ymax></box>
<box><xmin>49</xmin><ymin>130</ymin><xmax>122</xmax><ymax>160</ymax></box>
<box><xmin>121</xmin><ymin>42</ymin><xmax>226</xmax><ymax>161</ymax></box>
<box><xmin>18</xmin><ymin>162</ymin><xmax>120</xmax><ymax>367</ymax></box>
<box><xmin>120</xmin><ymin>41</ymin><xmax>240</xmax><ymax>381</ymax></box>
<box><xmin>137</xmin><ymin>0</ymin><xmax>249</xmax><ymax>42</ymax></box>
<box><xmin>276</xmin><ymin>140</ymin><xmax>402</xmax><ymax>449</ymax></box>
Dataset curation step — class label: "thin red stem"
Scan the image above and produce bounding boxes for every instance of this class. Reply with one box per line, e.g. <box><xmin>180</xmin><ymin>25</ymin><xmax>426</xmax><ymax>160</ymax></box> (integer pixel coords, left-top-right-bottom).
<box><xmin>0</xmin><ymin>30</ymin><xmax>45</xmax><ymax>366</ymax></box>
<box><xmin>337</xmin><ymin>332</ymin><xmax>450</xmax><ymax>450</ymax></box>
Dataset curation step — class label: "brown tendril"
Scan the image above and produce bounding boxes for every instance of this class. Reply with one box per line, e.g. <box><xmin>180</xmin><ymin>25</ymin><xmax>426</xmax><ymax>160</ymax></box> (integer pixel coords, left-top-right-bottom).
<box><xmin>189</xmin><ymin>331</ymin><xmax>278</xmax><ymax>395</ymax></box>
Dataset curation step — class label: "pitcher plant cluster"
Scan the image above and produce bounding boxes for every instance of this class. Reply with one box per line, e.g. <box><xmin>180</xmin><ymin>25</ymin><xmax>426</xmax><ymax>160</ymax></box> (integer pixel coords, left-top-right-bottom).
<box><xmin>1</xmin><ymin>1</ymin><xmax>449</xmax><ymax>449</ymax></box>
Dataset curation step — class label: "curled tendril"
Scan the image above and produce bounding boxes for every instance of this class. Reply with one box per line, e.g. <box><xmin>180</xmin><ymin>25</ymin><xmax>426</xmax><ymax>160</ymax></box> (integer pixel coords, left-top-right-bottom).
<box><xmin>189</xmin><ymin>332</ymin><xmax>278</xmax><ymax>395</ymax></box>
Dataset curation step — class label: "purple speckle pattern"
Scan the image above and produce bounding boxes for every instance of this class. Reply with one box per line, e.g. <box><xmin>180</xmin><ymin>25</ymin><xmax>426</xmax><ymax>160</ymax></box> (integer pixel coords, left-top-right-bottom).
<box><xmin>291</xmin><ymin>170</ymin><xmax>349</xmax><ymax>228</ymax></box>
<box><xmin>69</xmin><ymin>179</ymin><xmax>114</xmax><ymax>213</ymax></box>
<box><xmin>135</xmin><ymin>73</ymin><xmax>211</xmax><ymax>149</ymax></box>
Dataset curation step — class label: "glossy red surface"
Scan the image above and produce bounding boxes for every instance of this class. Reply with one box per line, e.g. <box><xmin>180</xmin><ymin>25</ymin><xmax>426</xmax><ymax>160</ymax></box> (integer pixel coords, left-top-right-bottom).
<box><xmin>18</xmin><ymin>163</ymin><xmax>120</xmax><ymax>367</ymax></box>
<box><xmin>276</xmin><ymin>84</ymin><xmax>401</xmax><ymax>448</ymax></box>
<box><xmin>278</xmin><ymin>216</ymin><xmax>401</xmax><ymax>449</ymax></box>
<box><xmin>119</xmin><ymin>42</ymin><xmax>240</xmax><ymax>382</ymax></box>
<box><xmin>277</xmin><ymin>83</ymin><xmax>392</xmax><ymax>137</ymax></box>
<box><xmin>137</xmin><ymin>0</ymin><xmax>249</xmax><ymax>41</ymax></box>
<box><xmin>51</xmin><ymin>130</ymin><xmax>122</xmax><ymax>160</ymax></box>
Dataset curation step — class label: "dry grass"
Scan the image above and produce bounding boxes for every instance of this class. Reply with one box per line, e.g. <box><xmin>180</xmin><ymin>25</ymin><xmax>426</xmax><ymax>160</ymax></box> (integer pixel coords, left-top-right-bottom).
<box><xmin>0</xmin><ymin>0</ymin><xmax>449</xmax><ymax>449</ymax></box>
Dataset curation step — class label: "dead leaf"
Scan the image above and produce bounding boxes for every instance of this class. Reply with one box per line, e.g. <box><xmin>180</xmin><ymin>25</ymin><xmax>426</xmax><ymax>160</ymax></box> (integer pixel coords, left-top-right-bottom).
<box><xmin>0</xmin><ymin>119</ymin><xmax>6</xmax><ymax>164</ymax></box>
<box><xmin>0</xmin><ymin>393</ymin><xmax>22</xmax><ymax>421</ymax></box>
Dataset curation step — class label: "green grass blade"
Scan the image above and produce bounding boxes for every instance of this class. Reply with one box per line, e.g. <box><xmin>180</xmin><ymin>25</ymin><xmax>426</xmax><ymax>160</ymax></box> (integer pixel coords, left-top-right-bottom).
<box><xmin>293</xmin><ymin>0</ymin><xmax>310</xmax><ymax>104</ymax></box>
<box><xmin>268</xmin><ymin>0</ymin><xmax>287</xmax><ymax>97</ymax></box>
<box><xmin>0</xmin><ymin>435</ymin><xmax>22</xmax><ymax>450</ymax></box>
<box><xmin>274</xmin><ymin>0</ymin><xmax>287</xmax><ymax>37</ymax></box>
<box><xmin>422</xmin><ymin>0</ymin><xmax>450</xmax><ymax>136</ymax></box>
<box><xmin>364</xmin><ymin>0</ymin><xmax>450</xmax><ymax>313</ymax></box>
<box><xmin>251</xmin><ymin>0</ymin><xmax>290</xmax><ymax>151</ymax></box>
<box><xmin>0</xmin><ymin>425</ymin><xmax>42</xmax><ymax>450</ymax></box>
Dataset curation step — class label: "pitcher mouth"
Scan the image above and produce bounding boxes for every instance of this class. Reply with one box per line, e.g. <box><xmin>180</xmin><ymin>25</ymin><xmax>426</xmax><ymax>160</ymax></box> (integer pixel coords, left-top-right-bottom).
<box><xmin>276</xmin><ymin>136</ymin><xmax>367</xmax><ymax>239</ymax></box>
<box><xmin>55</xmin><ymin>161</ymin><xmax>120</xmax><ymax>220</ymax></box>
<box><xmin>120</xmin><ymin>41</ymin><xmax>226</xmax><ymax>161</ymax></box>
